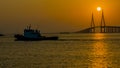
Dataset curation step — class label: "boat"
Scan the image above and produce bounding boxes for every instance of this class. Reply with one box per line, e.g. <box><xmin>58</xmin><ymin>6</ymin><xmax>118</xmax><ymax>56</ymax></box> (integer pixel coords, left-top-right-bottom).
<box><xmin>0</xmin><ymin>34</ymin><xmax>4</xmax><ymax>36</ymax></box>
<box><xmin>14</xmin><ymin>26</ymin><xmax>58</xmax><ymax>41</ymax></box>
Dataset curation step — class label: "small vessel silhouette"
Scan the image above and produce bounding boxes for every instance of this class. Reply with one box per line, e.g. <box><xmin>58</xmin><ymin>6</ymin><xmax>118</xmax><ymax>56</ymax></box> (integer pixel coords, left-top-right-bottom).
<box><xmin>0</xmin><ymin>34</ymin><xmax>4</xmax><ymax>36</ymax></box>
<box><xmin>14</xmin><ymin>26</ymin><xmax>58</xmax><ymax>41</ymax></box>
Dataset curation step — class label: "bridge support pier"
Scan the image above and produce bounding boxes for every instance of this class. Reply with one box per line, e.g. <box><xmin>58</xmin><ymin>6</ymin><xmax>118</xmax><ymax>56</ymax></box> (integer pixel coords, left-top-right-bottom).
<box><xmin>90</xmin><ymin>27</ymin><xmax>95</xmax><ymax>33</ymax></box>
<box><xmin>100</xmin><ymin>27</ymin><xmax>106</xmax><ymax>33</ymax></box>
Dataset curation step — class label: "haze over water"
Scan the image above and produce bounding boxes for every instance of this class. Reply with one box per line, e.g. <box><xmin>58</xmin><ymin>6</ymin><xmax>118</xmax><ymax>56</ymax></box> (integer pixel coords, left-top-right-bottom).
<box><xmin>0</xmin><ymin>33</ymin><xmax>120</xmax><ymax>68</ymax></box>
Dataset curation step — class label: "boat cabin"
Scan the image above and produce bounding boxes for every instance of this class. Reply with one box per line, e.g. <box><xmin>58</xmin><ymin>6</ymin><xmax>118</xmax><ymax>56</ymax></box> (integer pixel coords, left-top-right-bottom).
<box><xmin>24</xmin><ymin>26</ymin><xmax>41</xmax><ymax>38</ymax></box>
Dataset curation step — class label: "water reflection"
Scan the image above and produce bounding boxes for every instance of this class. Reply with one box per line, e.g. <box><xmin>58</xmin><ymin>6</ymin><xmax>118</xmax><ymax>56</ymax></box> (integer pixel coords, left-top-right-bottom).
<box><xmin>93</xmin><ymin>33</ymin><xmax>105</xmax><ymax>40</ymax></box>
<box><xmin>89</xmin><ymin>33</ymin><xmax>110</xmax><ymax>68</ymax></box>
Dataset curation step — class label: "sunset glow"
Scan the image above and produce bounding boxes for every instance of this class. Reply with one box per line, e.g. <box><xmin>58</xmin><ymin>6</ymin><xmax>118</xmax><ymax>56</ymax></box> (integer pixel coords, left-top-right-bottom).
<box><xmin>97</xmin><ymin>7</ymin><xmax>102</xmax><ymax>11</ymax></box>
<box><xmin>0</xmin><ymin>0</ymin><xmax>119</xmax><ymax>33</ymax></box>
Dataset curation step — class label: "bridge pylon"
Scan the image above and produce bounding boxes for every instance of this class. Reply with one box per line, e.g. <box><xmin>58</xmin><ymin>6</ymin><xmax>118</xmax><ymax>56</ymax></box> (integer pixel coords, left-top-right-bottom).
<box><xmin>100</xmin><ymin>10</ymin><xmax>106</xmax><ymax>33</ymax></box>
<box><xmin>90</xmin><ymin>13</ymin><xmax>95</xmax><ymax>33</ymax></box>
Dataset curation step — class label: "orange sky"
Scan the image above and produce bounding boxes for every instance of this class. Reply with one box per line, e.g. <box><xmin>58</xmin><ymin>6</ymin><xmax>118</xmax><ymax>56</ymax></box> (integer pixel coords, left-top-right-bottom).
<box><xmin>0</xmin><ymin>0</ymin><xmax>120</xmax><ymax>33</ymax></box>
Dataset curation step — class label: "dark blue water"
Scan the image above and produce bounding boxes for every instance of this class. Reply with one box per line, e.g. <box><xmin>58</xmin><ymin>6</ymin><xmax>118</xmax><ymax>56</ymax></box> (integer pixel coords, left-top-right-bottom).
<box><xmin>0</xmin><ymin>33</ymin><xmax>120</xmax><ymax>68</ymax></box>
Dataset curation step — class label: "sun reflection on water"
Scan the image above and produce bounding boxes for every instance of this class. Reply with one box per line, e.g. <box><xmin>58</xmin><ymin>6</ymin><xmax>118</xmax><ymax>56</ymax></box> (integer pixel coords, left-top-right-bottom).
<box><xmin>89</xmin><ymin>33</ymin><xmax>110</xmax><ymax>68</ymax></box>
<box><xmin>93</xmin><ymin>33</ymin><xmax>105</xmax><ymax>40</ymax></box>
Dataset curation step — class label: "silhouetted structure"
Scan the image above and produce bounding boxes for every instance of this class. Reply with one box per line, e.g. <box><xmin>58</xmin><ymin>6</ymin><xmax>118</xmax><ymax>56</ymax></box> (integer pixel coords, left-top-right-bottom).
<box><xmin>90</xmin><ymin>13</ymin><xmax>95</xmax><ymax>33</ymax></box>
<box><xmin>0</xmin><ymin>34</ymin><xmax>4</xmax><ymax>36</ymax></box>
<box><xmin>100</xmin><ymin>10</ymin><xmax>106</xmax><ymax>33</ymax></box>
<box><xmin>14</xmin><ymin>26</ymin><xmax>58</xmax><ymax>41</ymax></box>
<box><xmin>76</xmin><ymin>11</ymin><xmax>120</xmax><ymax>33</ymax></box>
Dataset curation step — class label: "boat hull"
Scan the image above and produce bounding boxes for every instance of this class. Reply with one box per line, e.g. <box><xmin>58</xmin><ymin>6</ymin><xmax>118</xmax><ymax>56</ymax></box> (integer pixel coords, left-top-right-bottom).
<box><xmin>14</xmin><ymin>34</ymin><xmax>58</xmax><ymax>41</ymax></box>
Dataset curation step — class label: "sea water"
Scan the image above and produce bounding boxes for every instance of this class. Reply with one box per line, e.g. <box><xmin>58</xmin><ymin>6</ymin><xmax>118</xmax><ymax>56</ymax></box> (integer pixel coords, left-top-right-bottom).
<box><xmin>0</xmin><ymin>33</ymin><xmax>120</xmax><ymax>68</ymax></box>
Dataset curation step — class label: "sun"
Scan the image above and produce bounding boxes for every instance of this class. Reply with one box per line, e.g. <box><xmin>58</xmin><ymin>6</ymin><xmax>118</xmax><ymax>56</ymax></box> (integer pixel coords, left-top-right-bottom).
<box><xmin>97</xmin><ymin>7</ymin><xmax>102</xmax><ymax>11</ymax></box>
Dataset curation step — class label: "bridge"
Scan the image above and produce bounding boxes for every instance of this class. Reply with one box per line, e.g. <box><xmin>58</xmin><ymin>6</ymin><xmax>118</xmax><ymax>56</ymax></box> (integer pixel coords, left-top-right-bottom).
<box><xmin>76</xmin><ymin>11</ymin><xmax>120</xmax><ymax>33</ymax></box>
<box><xmin>76</xmin><ymin>26</ymin><xmax>120</xmax><ymax>33</ymax></box>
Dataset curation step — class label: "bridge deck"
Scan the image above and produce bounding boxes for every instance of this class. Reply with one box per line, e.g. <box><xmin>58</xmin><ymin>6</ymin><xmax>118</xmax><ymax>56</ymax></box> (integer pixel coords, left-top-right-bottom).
<box><xmin>76</xmin><ymin>26</ymin><xmax>120</xmax><ymax>33</ymax></box>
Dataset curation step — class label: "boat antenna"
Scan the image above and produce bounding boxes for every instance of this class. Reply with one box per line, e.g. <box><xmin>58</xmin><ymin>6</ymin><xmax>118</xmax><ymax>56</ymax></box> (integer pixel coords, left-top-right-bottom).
<box><xmin>29</xmin><ymin>24</ymin><xmax>31</xmax><ymax>30</ymax></box>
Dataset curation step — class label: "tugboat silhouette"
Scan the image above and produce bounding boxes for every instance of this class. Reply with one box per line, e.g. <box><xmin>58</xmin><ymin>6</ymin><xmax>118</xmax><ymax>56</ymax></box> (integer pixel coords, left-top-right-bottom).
<box><xmin>14</xmin><ymin>26</ymin><xmax>58</xmax><ymax>41</ymax></box>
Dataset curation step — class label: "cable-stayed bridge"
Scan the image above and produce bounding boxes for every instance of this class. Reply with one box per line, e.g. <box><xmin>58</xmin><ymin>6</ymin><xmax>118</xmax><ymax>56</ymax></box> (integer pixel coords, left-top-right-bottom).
<box><xmin>76</xmin><ymin>11</ymin><xmax>120</xmax><ymax>33</ymax></box>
